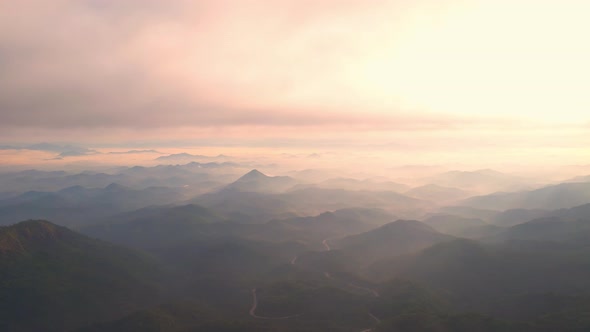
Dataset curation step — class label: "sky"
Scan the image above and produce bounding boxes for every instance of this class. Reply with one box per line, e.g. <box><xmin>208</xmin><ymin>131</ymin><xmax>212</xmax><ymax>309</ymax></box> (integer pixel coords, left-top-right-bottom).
<box><xmin>0</xmin><ymin>0</ymin><xmax>589</xmax><ymax>168</ymax></box>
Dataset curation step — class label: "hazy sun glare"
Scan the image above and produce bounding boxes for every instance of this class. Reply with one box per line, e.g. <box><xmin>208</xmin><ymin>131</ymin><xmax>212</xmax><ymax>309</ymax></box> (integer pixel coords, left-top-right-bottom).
<box><xmin>240</xmin><ymin>0</ymin><xmax>590</xmax><ymax>123</ymax></box>
<box><xmin>376</xmin><ymin>0</ymin><xmax>590</xmax><ymax>123</ymax></box>
<box><xmin>0</xmin><ymin>0</ymin><xmax>589</xmax><ymax>167</ymax></box>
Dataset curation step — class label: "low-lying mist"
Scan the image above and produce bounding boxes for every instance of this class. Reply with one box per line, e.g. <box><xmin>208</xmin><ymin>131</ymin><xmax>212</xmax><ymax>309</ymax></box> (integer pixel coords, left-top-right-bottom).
<box><xmin>1</xmin><ymin>155</ymin><xmax>590</xmax><ymax>332</ymax></box>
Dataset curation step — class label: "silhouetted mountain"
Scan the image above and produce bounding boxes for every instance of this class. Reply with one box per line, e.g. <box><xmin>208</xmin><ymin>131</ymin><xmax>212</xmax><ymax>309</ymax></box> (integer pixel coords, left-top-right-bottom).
<box><xmin>81</xmin><ymin>204</ymin><xmax>226</xmax><ymax>249</ymax></box>
<box><xmin>84</xmin><ymin>204</ymin><xmax>395</xmax><ymax>254</ymax></box>
<box><xmin>336</xmin><ymin>220</ymin><xmax>453</xmax><ymax>264</ymax></box>
<box><xmin>0</xmin><ymin>184</ymin><xmax>189</xmax><ymax>227</ymax></box>
<box><xmin>437</xmin><ymin>205</ymin><xmax>499</xmax><ymax>221</ymax></box>
<box><xmin>490</xmin><ymin>216</ymin><xmax>590</xmax><ymax>245</ymax></box>
<box><xmin>549</xmin><ymin>202</ymin><xmax>590</xmax><ymax>221</ymax></box>
<box><xmin>371</xmin><ymin>237</ymin><xmax>590</xmax><ymax>320</ymax></box>
<box><xmin>223</xmin><ymin>169</ymin><xmax>299</xmax><ymax>193</ymax></box>
<box><xmin>287</xmin><ymin>168</ymin><xmax>344</xmax><ymax>182</ymax></box>
<box><xmin>4</xmin><ymin>163</ymin><xmax>590</xmax><ymax>332</ymax></box>
<box><xmin>490</xmin><ymin>208</ymin><xmax>550</xmax><ymax>227</ymax></box>
<box><xmin>0</xmin><ymin>164</ymin><xmax>240</xmax><ymax>194</ymax></box>
<box><xmin>280</xmin><ymin>188</ymin><xmax>431</xmax><ymax>218</ymax></box>
<box><xmin>194</xmin><ymin>186</ymin><xmax>430</xmax><ymax>223</ymax></box>
<box><xmin>462</xmin><ymin>182</ymin><xmax>590</xmax><ymax>211</ymax></box>
<box><xmin>423</xmin><ymin>214</ymin><xmax>494</xmax><ymax>238</ymax></box>
<box><xmin>331</xmin><ymin>207</ymin><xmax>395</xmax><ymax>221</ymax></box>
<box><xmin>269</xmin><ymin>208</ymin><xmax>397</xmax><ymax>244</ymax></box>
<box><xmin>457</xmin><ymin>224</ymin><xmax>506</xmax><ymax>239</ymax></box>
<box><xmin>194</xmin><ymin>189</ymin><xmax>298</xmax><ymax>223</ymax></box>
<box><xmin>0</xmin><ymin>220</ymin><xmax>160</xmax><ymax>332</ymax></box>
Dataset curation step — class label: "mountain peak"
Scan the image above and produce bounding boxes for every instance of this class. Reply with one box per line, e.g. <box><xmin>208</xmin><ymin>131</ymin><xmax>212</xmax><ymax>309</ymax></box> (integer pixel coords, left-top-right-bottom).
<box><xmin>222</xmin><ymin>169</ymin><xmax>297</xmax><ymax>193</ymax></box>
<box><xmin>0</xmin><ymin>220</ymin><xmax>72</xmax><ymax>255</ymax></box>
<box><xmin>238</xmin><ymin>169</ymin><xmax>268</xmax><ymax>181</ymax></box>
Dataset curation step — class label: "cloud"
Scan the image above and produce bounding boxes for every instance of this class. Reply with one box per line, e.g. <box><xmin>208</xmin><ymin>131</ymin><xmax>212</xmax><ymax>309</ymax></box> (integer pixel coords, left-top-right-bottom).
<box><xmin>0</xmin><ymin>143</ymin><xmax>98</xmax><ymax>160</ymax></box>
<box><xmin>0</xmin><ymin>0</ymin><xmax>465</xmax><ymax>133</ymax></box>
<box><xmin>0</xmin><ymin>143</ymin><xmax>164</xmax><ymax>158</ymax></box>
<box><xmin>107</xmin><ymin>149</ymin><xmax>161</xmax><ymax>155</ymax></box>
<box><xmin>0</xmin><ymin>0</ymin><xmax>589</xmax><ymax>164</ymax></box>
<box><xmin>155</xmin><ymin>152</ymin><xmax>230</xmax><ymax>162</ymax></box>
<box><xmin>0</xmin><ymin>143</ymin><xmax>97</xmax><ymax>156</ymax></box>
<box><xmin>56</xmin><ymin>150</ymin><xmax>99</xmax><ymax>158</ymax></box>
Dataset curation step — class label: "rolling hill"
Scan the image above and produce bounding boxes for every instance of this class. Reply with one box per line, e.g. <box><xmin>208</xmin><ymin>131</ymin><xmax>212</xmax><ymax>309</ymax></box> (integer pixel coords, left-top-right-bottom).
<box><xmin>223</xmin><ymin>169</ymin><xmax>299</xmax><ymax>193</ymax></box>
<box><xmin>335</xmin><ymin>220</ymin><xmax>453</xmax><ymax>264</ymax></box>
<box><xmin>423</xmin><ymin>214</ymin><xmax>495</xmax><ymax>238</ymax></box>
<box><xmin>0</xmin><ymin>184</ymin><xmax>189</xmax><ymax>227</ymax></box>
<box><xmin>0</xmin><ymin>220</ymin><xmax>161</xmax><ymax>332</ymax></box>
<box><xmin>461</xmin><ymin>182</ymin><xmax>590</xmax><ymax>211</ymax></box>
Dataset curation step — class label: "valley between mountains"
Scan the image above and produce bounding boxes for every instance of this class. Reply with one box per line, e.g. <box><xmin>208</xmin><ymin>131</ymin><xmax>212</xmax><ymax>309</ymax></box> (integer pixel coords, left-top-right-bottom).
<box><xmin>2</xmin><ymin>166</ymin><xmax>590</xmax><ymax>331</ymax></box>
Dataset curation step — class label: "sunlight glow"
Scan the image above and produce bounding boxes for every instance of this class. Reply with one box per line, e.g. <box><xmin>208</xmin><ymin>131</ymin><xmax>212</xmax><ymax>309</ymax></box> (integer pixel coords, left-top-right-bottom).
<box><xmin>356</xmin><ymin>0</ymin><xmax>590</xmax><ymax>122</ymax></box>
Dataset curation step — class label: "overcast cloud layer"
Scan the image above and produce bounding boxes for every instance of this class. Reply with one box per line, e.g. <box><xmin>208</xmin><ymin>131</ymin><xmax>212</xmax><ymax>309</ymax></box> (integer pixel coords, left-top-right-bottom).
<box><xmin>0</xmin><ymin>0</ymin><xmax>589</xmax><ymax>166</ymax></box>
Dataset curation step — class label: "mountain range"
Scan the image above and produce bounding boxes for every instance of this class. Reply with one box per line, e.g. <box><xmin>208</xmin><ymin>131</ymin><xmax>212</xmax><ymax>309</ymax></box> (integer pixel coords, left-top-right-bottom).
<box><xmin>1</xmin><ymin>166</ymin><xmax>590</xmax><ymax>331</ymax></box>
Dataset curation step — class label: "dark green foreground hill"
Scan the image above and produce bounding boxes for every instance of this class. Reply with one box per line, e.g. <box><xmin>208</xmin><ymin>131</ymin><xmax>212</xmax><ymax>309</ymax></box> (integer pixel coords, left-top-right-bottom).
<box><xmin>0</xmin><ymin>220</ymin><xmax>161</xmax><ymax>332</ymax></box>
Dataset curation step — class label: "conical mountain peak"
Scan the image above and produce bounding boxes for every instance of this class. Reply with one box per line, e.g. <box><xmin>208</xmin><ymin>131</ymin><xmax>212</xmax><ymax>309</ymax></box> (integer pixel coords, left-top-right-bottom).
<box><xmin>238</xmin><ymin>169</ymin><xmax>268</xmax><ymax>181</ymax></box>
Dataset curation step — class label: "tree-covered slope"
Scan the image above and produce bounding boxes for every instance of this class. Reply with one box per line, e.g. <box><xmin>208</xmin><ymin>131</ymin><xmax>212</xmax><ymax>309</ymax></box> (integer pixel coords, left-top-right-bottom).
<box><xmin>0</xmin><ymin>220</ymin><xmax>161</xmax><ymax>332</ymax></box>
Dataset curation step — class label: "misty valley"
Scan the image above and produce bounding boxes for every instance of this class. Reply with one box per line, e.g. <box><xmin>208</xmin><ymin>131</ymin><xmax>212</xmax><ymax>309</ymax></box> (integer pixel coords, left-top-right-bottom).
<box><xmin>1</xmin><ymin>163</ymin><xmax>590</xmax><ymax>332</ymax></box>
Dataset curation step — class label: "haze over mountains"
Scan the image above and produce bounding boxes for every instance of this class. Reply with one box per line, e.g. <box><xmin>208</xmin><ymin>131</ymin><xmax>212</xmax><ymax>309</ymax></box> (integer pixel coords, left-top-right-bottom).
<box><xmin>1</xmin><ymin>160</ymin><xmax>590</xmax><ymax>331</ymax></box>
<box><xmin>462</xmin><ymin>182</ymin><xmax>590</xmax><ymax>210</ymax></box>
<box><xmin>3</xmin><ymin>0</ymin><xmax>590</xmax><ymax>330</ymax></box>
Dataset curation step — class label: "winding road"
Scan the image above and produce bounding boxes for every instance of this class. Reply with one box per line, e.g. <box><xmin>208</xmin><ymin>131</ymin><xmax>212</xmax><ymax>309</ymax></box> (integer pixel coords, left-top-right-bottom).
<box><xmin>347</xmin><ymin>282</ymin><xmax>380</xmax><ymax>298</ymax></box>
<box><xmin>288</xmin><ymin>238</ymin><xmax>382</xmax><ymax>331</ymax></box>
<box><xmin>322</xmin><ymin>238</ymin><xmax>331</xmax><ymax>251</ymax></box>
<box><xmin>369</xmin><ymin>312</ymin><xmax>381</xmax><ymax>324</ymax></box>
<box><xmin>359</xmin><ymin>312</ymin><xmax>382</xmax><ymax>332</ymax></box>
